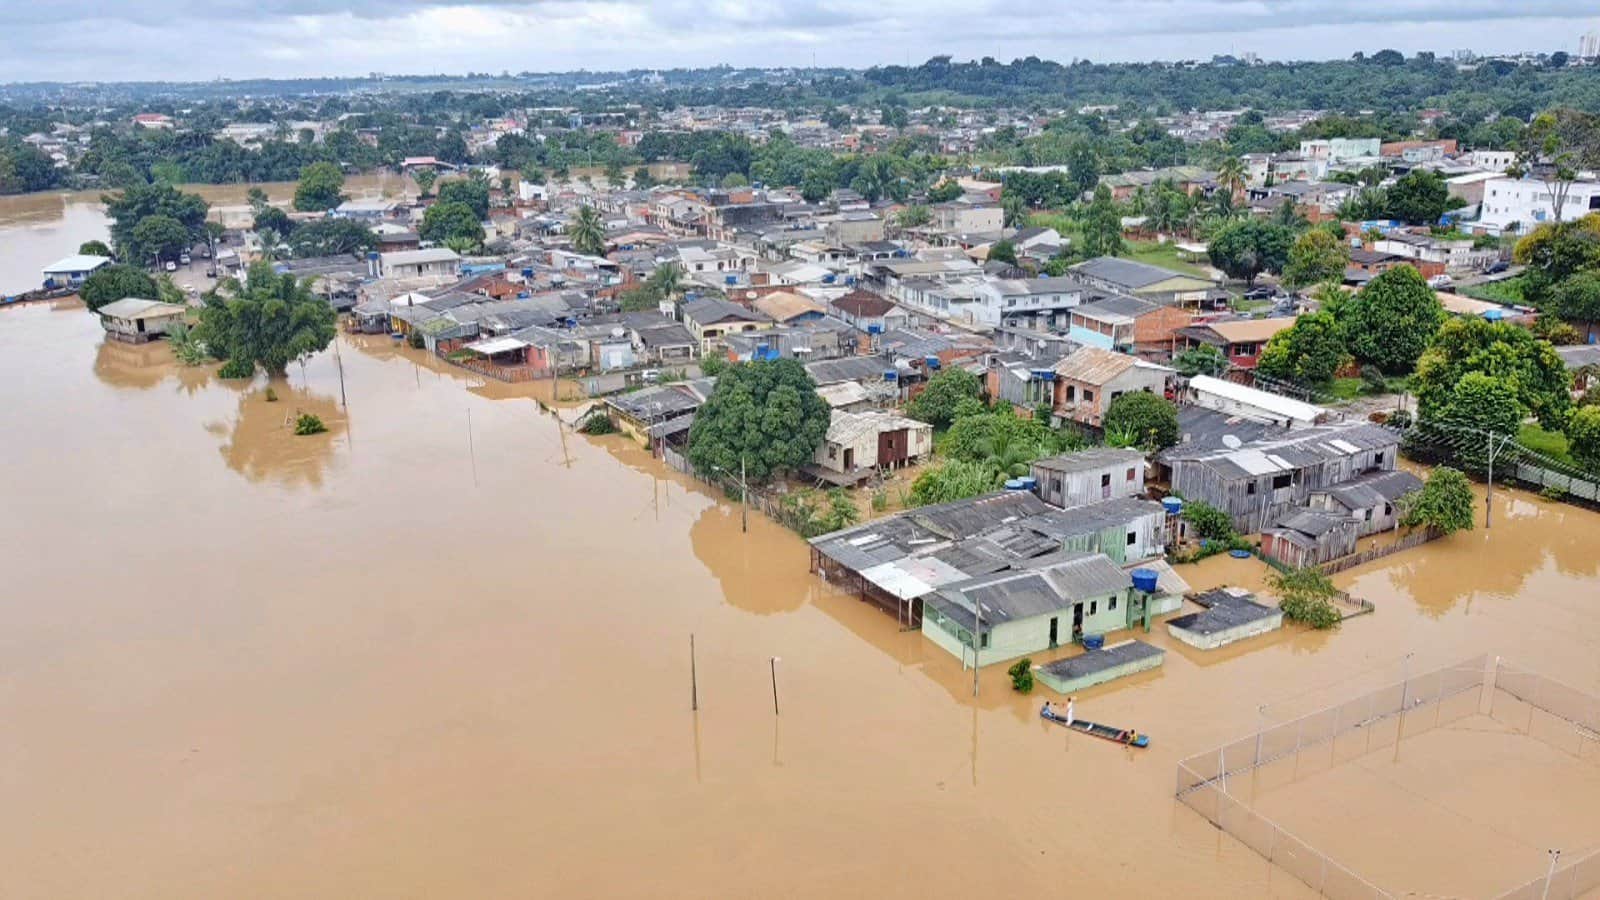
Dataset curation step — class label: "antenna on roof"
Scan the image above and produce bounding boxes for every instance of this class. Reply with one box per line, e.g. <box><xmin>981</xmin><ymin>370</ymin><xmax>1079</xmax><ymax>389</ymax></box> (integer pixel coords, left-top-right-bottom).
<box><xmin>1222</xmin><ymin>434</ymin><xmax>1243</xmax><ymax>450</ymax></box>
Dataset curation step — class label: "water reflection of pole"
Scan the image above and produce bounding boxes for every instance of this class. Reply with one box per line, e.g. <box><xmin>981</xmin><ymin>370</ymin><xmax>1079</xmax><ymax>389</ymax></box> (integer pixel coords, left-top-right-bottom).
<box><xmin>1543</xmin><ymin>849</ymin><xmax>1562</xmax><ymax>900</ymax></box>
<box><xmin>690</xmin><ymin>634</ymin><xmax>699</xmax><ymax>711</ymax></box>
<box><xmin>335</xmin><ymin>337</ymin><xmax>348</xmax><ymax>409</ymax></box>
<box><xmin>466</xmin><ymin>407</ymin><xmax>478</xmax><ymax>487</ymax></box>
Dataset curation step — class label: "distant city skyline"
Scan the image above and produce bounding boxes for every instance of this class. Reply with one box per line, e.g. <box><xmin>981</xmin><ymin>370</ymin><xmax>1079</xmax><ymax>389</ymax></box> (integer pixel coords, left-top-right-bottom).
<box><xmin>3</xmin><ymin>1</ymin><xmax>1599</xmax><ymax>83</ymax></box>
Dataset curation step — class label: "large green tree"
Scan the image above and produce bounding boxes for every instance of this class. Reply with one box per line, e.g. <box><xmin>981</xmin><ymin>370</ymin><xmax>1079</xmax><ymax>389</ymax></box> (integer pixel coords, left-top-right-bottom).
<box><xmin>1565</xmin><ymin>405</ymin><xmax>1600</xmax><ymax>471</ymax></box>
<box><xmin>196</xmin><ymin>261</ymin><xmax>337</xmax><ymax>376</ymax></box>
<box><xmin>1081</xmin><ymin>184</ymin><xmax>1125</xmax><ymax>258</ymax></box>
<box><xmin>79</xmin><ymin>264</ymin><xmax>158</xmax><ymax>312</ymax></box>
<box><xmin>904</xmin><ymin>367</ymin><xmax>984</xmax><ymax>430</ymax></box>
<box><xmin>1283</xmin><ymin>228</ymin><xmax>1350</xmax><ymax>288</ymax></box>
<box><xmin>1413</xmin><ymin>316</ymin><xmax>1571</xmax><ymax>430</ymax></box>
<box><xmin>686</xmin><ymin>358</ymin><xmax>830</xmax><ymax>482</ymax></box>
<box><xmin>1384</xmin><ymin>169</ymin><xmax>1451</xmax><ymax>225</ymax></box>
<box><xmin>1256</xmin><ymin>311</ymin><xmax>1348</xmax><ymax>385</ymax></box>
<box><xmin>102</xmin><ymin>182</ymin><xmax>208</xmax><ymax>261</ymax></box>
<box><xmin>129</xmin><ymin>215</ymin><xmax>192</xmax><ymax>264</ymax></box>
<box><xmin>1401</xmin><ymin>467</ymin><xmax>1475</xmax><ymax>534</ymax></box>
<box><xmin>1342</xmin><ymin>265</ymin><xmax>1444</xmax><ymax>374</ymax></box>
<box><xmin>418</xmin><ymin>201</ymin><xmax>484</xmax><ymax>247</ymax></box>
<box><xmin>293</xmin><ymin>161</ymin><xmax>345</xmax><ymax>212</ymax></box>
<box><xmin>1207</xmin><ymin>219</ymin><xmax>1293</xmax><ymax>286</ymax></box>
<box><xmin>1102</xmin><ymin>392</ymin><xmax>1180</xmax><ymax>450</ymax></box>
<box><xmin>78</xmin><ymin>240</ymin><xmax>111</xmax><ymax>258</ymax></box>
<box><xmin>288</xmin><ymin>218</ymin><xmax>376</xmax><ymax>257</ymax></box>
<box><xmin>437</xmin><ymin>176</ymin><xmax>491</xmax><ymax>219</ymax></box>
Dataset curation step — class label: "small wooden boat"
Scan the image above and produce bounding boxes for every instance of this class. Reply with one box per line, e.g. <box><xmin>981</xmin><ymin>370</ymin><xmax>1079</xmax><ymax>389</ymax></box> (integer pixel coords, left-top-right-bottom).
<box><xmin>1040</xmin><ymin>707</ymin><xmax>1150</xmax><ymax>747</ymax></box>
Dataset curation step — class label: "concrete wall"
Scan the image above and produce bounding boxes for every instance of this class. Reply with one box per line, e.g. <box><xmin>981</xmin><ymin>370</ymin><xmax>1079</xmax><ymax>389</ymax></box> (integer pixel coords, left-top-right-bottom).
<box><xmin>922</xmin><ymin>591</ymin><xmax>1133</xmax><ymax>667</ymax></box>
<box><xmin>1036</xmin><ymin>644</ymin><xmax>1166</xmax><ymax>693</ymax></box>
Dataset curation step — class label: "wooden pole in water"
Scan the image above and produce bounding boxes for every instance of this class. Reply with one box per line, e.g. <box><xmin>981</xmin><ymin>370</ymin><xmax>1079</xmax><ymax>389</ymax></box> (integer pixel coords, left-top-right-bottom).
<box><xmin>690</xmin><ymin>634</ymin><xmax>698</xmax><ymax>711</ymax></box>
<box><xmin>740</xmin><ymin>456</ymin><xmax>748</xmax><ymax>534</ymax></box>
<box><xmin>770</xmin><ymin>657</ymin><xmax>780</xmax><ymax>716</ymax></box>
<box><xmin>1485</xmin><ymin>431</ymin><xmax>1495</xmax><ymax>529</ymax></box>
<box><xmin>972</xmin><ymin>600</ymin><xmax>981</xmax><ymax>698</ymax></box>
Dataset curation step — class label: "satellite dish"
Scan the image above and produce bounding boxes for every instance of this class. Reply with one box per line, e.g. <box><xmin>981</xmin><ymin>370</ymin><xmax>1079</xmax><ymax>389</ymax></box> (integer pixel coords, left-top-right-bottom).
<box><xmin>1222</xmin><ymin>435</ymin><xmax>1243</xmax><ymax>450</ymax></box>
<box><xmin>746</xmin><ymin>290</ymin><xmax>757</xmax><ymax>300</ymax></box>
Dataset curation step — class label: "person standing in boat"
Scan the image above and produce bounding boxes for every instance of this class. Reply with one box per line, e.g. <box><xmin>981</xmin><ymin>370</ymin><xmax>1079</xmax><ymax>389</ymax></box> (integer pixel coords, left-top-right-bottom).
<box><xmin>1065</xmin><ymin>696</ymin><xmax>1075</xmax><ymax>726</ymax></box>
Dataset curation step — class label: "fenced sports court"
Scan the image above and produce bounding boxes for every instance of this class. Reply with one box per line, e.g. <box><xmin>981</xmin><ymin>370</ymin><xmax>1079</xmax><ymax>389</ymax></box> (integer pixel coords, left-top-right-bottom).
<box><xmin>1175</xmin><ymin>656</ymin><xmax>1600</xmax><ymax>899</ymax></box>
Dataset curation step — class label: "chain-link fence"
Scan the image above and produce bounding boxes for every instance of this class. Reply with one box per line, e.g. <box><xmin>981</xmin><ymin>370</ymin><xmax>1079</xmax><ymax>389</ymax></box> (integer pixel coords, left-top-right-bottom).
<box><xmin>1171</xmin><ymin>655</ymin><xmax>1600</xmax><ymax>899</ymax></box>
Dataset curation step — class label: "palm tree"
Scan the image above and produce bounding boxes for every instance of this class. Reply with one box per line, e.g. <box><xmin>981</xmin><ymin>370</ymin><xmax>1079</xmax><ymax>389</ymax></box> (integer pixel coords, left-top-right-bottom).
<box><xmin>1208</xmin><ymin>189</ymin><xmax>1238</xmax><ymax>221</ymax></box>
<box><xmin>256</xmin><ymin>227</ymin><xmax>286</xmax><ymax>262</ymax></box>
<box><xmin>645</xmin><ymin>263</ymin><xmax>682</xmax><ymax>301</ymax></box>
<box><xmin>569</xmin><ymin>205</ymin><xmax>606</xmax><ymax>256</ymax></box>
<box><xmin>1217</xmin><ymin>156</ymin><xmax>1247</xmax><ymax>198</ymax></box>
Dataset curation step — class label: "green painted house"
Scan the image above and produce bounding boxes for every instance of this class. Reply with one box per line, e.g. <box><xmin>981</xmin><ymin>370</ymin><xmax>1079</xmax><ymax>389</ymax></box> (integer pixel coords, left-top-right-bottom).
<box><xmin>923</xmin><ymin>551</ymin><xmax>1150</xmax><ymax>668</ymax></box>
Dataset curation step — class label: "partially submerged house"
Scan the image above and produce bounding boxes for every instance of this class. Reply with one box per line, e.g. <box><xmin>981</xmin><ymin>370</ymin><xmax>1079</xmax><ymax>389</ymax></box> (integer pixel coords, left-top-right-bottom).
<box><xmin>1166</xmin><ymin>587</ymin><xmax>1283</xmax><ymax>650</ymax></box>
<box><xmin>1260</xmin><ymin>508</ymin><xmax>1359</xmax><ymax>568</ymax></box>
<box><xmin>1160</xmin><ymin>422</ymin><xmax>1401</xmax><ymax>534</ymax></box>
<box><xmin>1307</xmin><ymin>468</ymin><xmax>1423</xmax><ymax>537</ymax></box>
<box><xmin>1029</xmin><ymin>448</ymin><xmax>1148</xmax><ymax>509</ymax></box>
<box><xmin>96</xmin><ymin>298</ymin><xmax>186</xmax><ymax>343</ymax></box>
<box><xmin>920</xmin><ymin>551</ymin><xmax>1140</xmax><ymax>666</ymax></box>
<box><xmin>811</xmin><ymin>410</ymin><xmax>932</xmax><ymax>484</ymax></box>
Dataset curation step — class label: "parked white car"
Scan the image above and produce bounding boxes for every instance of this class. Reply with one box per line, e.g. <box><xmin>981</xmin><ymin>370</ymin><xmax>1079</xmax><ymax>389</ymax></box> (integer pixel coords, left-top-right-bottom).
<box><xmin>1427</xmin><ymin>274</ymin><xmax>1453</xmax><ymax>289</ymax></box>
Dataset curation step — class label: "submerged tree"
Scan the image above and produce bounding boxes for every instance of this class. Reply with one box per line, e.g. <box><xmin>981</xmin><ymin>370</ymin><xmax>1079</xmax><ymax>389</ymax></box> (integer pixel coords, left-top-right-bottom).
<box><xmin>1399</xmin><ymin>466</ymin><xmax>1475</xmax><ymax>534</ymax></box>
<box><xmin>686</xmin><ymin>358</ymin><xmax>830</xmax><ymax>482</ymax></box>
<box><xmin>196</xmin><ymin>261</ymin><xmax>336</xmax><ymax>377</ymax></box>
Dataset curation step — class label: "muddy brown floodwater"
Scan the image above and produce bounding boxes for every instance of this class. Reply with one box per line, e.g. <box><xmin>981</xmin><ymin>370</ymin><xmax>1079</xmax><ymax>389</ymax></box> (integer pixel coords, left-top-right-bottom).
<box><xmin>4</xmin><ymin>301</ymin><xmax>1600</xmax><ymax>898</ymax></box>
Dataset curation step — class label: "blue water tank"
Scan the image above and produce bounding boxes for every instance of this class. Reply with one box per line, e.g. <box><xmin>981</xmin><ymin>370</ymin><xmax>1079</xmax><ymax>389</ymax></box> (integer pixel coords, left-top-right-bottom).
<box><xmin>1018</xmin><ymin>476</ymin><xmax>1038</xmax><ymax>491</ymax></box>
<box><xmin>1130</xmin><ymin>568</ymin><xmax>1159</xmax><ymax>594</ymax></box>
<box><xmin>1161</xmin><ymin>497</ymin><xmax>1183</xmax><ymax>515</ymax></box>
<box><xmin>822</xmin><ymin>273</ymin><xmax>836</xmax><ymax>284</ymax></box>
<box><xmin>1082</xmin><ymin>634</ymin><xmax>1105</xmax><ymax>651</ymax></box>
<box><xmin>867</xmin><ymin>324</ymin><xmax>883</xmax><ymax>334</ymax></box>
<box><xmin>883</xmin><ymin>370</ymin><xmax>899</xmax><ymax>381</ymax></box>
<box><xmin>925</xmin><ymin>356</ymin><xmax>941</xmax><ymax>369</ymax></box>
<box><xmin>724</xmin><ymin>275</ymin><xmax>737</xmax><ymax>285</ymax></box>
<box><xmin>1004</xmin><ymin>478</ymin><xmax>1026</xmax><ymax>491</ymax></box>
<box><xmin>522</xmin><ymin>267</ymin><xmax>534</xmax><ymax>278</ymax></box>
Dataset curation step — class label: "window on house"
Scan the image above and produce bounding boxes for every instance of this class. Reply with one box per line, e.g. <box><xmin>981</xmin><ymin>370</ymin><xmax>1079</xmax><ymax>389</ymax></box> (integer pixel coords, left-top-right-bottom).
<box><xmin>1126</xmin><ymin>467</ymin><xmax>1136</xmax><ymax>482</ymax></box>
<box><xmin>1083</xmin><ymin>389</ymin><xmax>1095</xmax><ymax>402</ymax></box>
<box><xmin>1384</xmin><ymin>503</ymin><xmax>1393</xmax><ymax>516</ymax></box>
<box><xmin>1126</xmin><ymin>531</ymin><xmax>1137</xmax><ymax>546</ymax></box>
<box><xmin>1247</xmin><ymin>481</ymin><xmax>1257</xmax><ymax>495</ymax></box>
<box><xmin>1272</xmin><ymin>473</ymin><xmax>1293</xmax><ymax>490</ymax></box>
<box><xmin>1365</xmin><ymin>509</ymin><xmax>1373</xmax><ymax>521</ymax></box>
<box><xmin>1374</xmin><ymin>451</ymin><xmax>1385</xmax><ymax>465</ymax></box>
<box><xmin>1065</xmin><ymin>385</ymin><xmax>1076</xmax><ymax>401</ymax></box>
<box><xmin>1090</xmin><ymin>600</ymin><xmax>1098</xmax><ymax>615</ymax></box>
<box><xmin>980</xmin><ymin>633</ymin><xmax>990</xmax><ymax>649</ymax></box>
<box><xmin>1101</xmin><ymin>473</ymin><xmax>1111</xmax><ymax>487</ymax></box>
<box><xmin>827</xmin><ymin>446</ymin><xmax>837</xmax><ymax>460</ymax></box>
<box><xmin>1109</xmin><ymin>596</ymin><xmax>1118</xmax><ymax>610</ymax></box>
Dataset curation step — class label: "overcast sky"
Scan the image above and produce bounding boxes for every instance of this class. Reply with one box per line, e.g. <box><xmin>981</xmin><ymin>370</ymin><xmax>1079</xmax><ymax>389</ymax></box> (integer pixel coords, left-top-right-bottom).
<box><xmin>4</xmin><ymin>0</ymin><xmax>1598</xmax><ymax>83</ymax></box>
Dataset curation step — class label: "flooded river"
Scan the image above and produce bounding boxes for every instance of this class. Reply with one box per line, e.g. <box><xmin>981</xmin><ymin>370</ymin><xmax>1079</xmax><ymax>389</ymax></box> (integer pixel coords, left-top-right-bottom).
<box><xmin>0</xmin><ymin>163</ymin><xmax>692</xmax><ymax>296</ymax></box>
<box><xmin>3</xmin><ymin>301</ymin><xmax>1599</xmax><ymax>898</ymax></box>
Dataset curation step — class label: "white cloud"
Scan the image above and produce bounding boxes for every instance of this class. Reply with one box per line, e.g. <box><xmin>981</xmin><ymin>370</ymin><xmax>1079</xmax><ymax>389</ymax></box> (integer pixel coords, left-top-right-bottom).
<box><xmin>0</xmin><ymin>0</ymin><xmax>1593</xmax><ymax>81</ymax></box>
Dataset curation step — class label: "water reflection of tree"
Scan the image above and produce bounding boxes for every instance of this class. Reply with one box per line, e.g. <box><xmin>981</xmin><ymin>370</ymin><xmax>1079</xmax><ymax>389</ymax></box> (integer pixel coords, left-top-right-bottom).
<box><xmin>206</xmin><ymin>381</ymin><xmax>346</xmax><ymax>488</ymax></box>
<box><xmin>688</xmin><ymin>500</ymin><xmax>811</xmax><ymax>615</ymax></box>
<box><xmin>1378</xmin><ymin>527</ymin><xmax>1543</xmax><ymax>618</ymax></box>
<box><xmin>92</xmin><ymin>339</ymin><xmax>211</xmax><ymax>394</ymax></box>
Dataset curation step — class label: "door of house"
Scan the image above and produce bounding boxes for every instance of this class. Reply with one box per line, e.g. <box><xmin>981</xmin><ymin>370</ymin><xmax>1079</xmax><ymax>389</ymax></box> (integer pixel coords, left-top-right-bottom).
<box><xmin>1048</xmin><ymin>616</ymin><xmax>1059</xmax><ymax>648</ymax></box>
<box><xmin>843</xmin><ymin>448</ymin><xmax>854</xmax><ymax>471</ymax></box>
<box><xmin>878</xmin><ymin>429</ymin><xmax>908</xmax><ymax>467</ymax></box>
<box><xmin>1072</xmin><ymin>603</ymin><xmax>1084</xmax><ymax>642</ymax></box>
<box><xmin>1101</xmin><ymin>472</ymin><xmax>1112</xmax><ymax>499</ymax></box>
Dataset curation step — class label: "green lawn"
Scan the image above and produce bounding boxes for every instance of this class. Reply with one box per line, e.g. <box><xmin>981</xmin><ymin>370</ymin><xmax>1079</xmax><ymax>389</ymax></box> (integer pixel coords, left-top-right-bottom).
<box><xmin>1519</xmin><ymin>423</ymin><xmax>1572</xmax><ymax>463</ymax></box>
<box><xmin>1459</xmin><ymin>275</ymin><xmax>1528</xmax><ymax>307</ymax></box>
<box><xmin>1124</xmin><ymin>240</ymin><xmax>1211</xmax><ymax>278</ymax></box>
<box><xmin>1329</xmin><ymin>378</ymin><xmax>1365</xmax><ymax>400</ymax></box>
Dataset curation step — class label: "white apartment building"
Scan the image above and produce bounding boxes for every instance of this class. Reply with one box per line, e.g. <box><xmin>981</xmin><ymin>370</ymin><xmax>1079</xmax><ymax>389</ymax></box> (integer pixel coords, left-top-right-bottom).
<box><xmin>1477</xmin><ymin>177</ymin><xmax>1600</xmax><ymax>234</ymax></box>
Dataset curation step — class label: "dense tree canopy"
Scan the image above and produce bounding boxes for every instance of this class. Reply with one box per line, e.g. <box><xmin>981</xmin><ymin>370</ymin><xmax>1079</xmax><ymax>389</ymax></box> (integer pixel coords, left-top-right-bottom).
<box><xmin>292</xmin><ymin>161</ymin><xmax>345</xmax><ymax>212</ymax></box>
<box><xmin>418</xmin><ymin>201</ymin><xmax>484</xmax><ymax>247</ymax></box>
<box><xmin>196</xmin><ymin>261</ymin><xmax>337</xmax><ymax>376</ymax></box>
<box><xmin>1342</xmin><ymin>265</ymin><xmax>1444</xmax><ymax>374</ymax></box>
<box><xmin>1401</xmin><ymin>467</ymin><xmax>1475</xmax><ymax>534</ymax></box>
<box><xmin>287</xmin><ymin>218</ymin><xmax>376</xmax><ymax>257</ymax></box>
<box><xmin>103</xmin><ymin>182</ymin><xmax>208</xmax><ymax>261</ymax></box>
<box><xmin>1256</xmin><ymin>311</ymin><xmax>1348</xmax><ymax>385</ymax></box>
<box><xmin>1384</xmin><ymin>169</ymin><xmax>1452</xmax><ymax>225</ymax></box>
<box><xmin>1102</xmin><ymin>392</ymin><xmax>1180</xmax><ymax>450</ymax></box>
<box><xmin>436</xmin><ymin>176</ymin><xmax>491</xmax><ymax>219</ymax></box>
<box><xmin>1283</xmin><ymin>229</ymin><xmax>1350</xmax><ymax>288</ymax></box>
<box><xmin>128</xmin><ymin>215</ymin><xmax>192</xmax><ymax>264</ymax></box>
<box><xmin>79</xmin><ymin>264</ymin><xmax>158</xmax><ymax>312</ymax></box>
<box><xmin>904</xmin><ymin>367</ymin><xmax>983</xmax><ymax>430</ymax></box>
<box><xmin>77</xmin><ymin>239</ymin><xmax>111</xmax><ymax>258</ymax></box>
<box><xmin>1414</xmin><ymin>316</ymin><xmax>1571</xmax><ymax>430</ymax></box>
<box><xmin>686</xmin><ymin>358</ymin><xmax>830</xmax><ymax>482</ymax></box>
<box><xmin>1208</xmin><ymin>219</ymin><xmax>1294</xmax><ymax>286</ymax></box>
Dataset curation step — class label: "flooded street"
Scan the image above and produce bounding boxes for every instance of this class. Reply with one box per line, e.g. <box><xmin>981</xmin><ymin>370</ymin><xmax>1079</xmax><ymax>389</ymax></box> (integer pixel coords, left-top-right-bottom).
<box><xmin>3</xmin><ymin>301</ymin><xmax>1600</xmax><ymax>898</ymax></box>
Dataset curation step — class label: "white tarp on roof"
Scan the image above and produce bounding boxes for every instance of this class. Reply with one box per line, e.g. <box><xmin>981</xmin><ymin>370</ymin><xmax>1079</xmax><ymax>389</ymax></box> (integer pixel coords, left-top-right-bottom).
<box><xmin>859</xmin><ymin>562</ymin><xmax>935</xmax><ymax>601</ymax></box>
<box><xmin>465</xmin><ymin>336</ymin><xmax>529</xmax><ymax>355</ymax></box>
